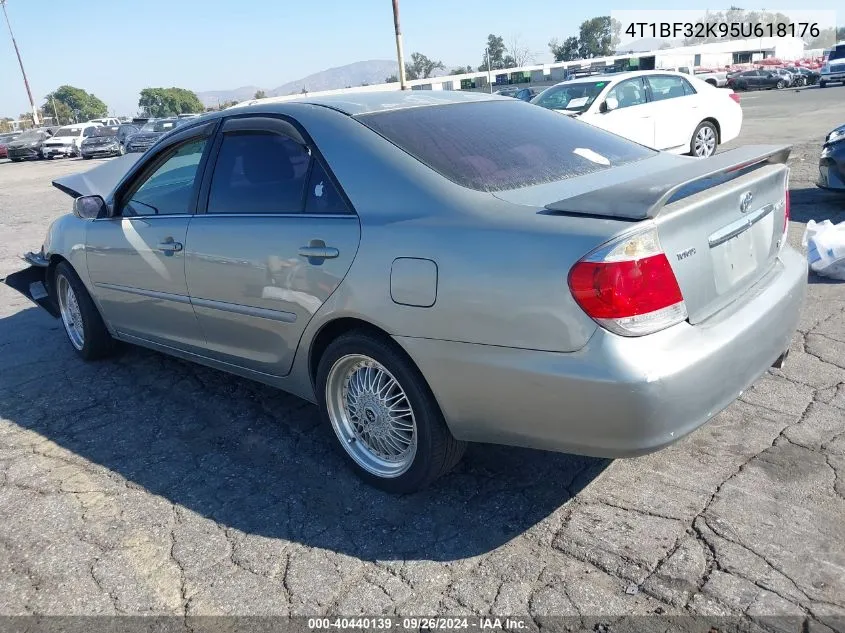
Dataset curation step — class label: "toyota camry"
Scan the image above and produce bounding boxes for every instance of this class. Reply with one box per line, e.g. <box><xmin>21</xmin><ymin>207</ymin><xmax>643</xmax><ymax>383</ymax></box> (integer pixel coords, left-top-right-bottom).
<box><xmin>3</xmin><ymin>91</ymin><xmax>806</xmax><ymax>493</ymax></box>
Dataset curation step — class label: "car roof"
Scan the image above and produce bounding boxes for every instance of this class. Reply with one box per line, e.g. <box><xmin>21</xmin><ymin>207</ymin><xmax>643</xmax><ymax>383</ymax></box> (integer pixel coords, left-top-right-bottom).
<box><xmin>552</xmin><ymin>69</ymin><xmax>695</xmax><ymax>87</ymax></box>
<box><xmin>236</xmin><ymin>90</ymin><xmax>506</xmax><ymax>116</ymax></box>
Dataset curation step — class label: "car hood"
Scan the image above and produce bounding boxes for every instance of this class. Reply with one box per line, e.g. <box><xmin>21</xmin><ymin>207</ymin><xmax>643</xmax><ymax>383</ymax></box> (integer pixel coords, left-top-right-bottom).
<box><xmin>7</xmin><ymin>139</ymin><xmax>42</xmax><ymax>148</ymax></box>
<box><xmin>82</xmin><ymin>135</ymin><xmax>118</xmax><ymax>144</ymax></box>
<box><xmin>129</xmin><ymin>132</ymin><xmax>164</xmax><ymax>141</ymax></box>
<box><xmin>824</xmin><ymin>124</ymin><xmax>845</xmax><ymax>146</ymax></box>
<box><xmin>45</xmin><ymin>137</ymin><xmax>77</xmax><ymax>145</ymax></box>
<box><xmin>52</xmin><ymin>153</ymin><xmax>142</xmax><ymax>198</ymax></box>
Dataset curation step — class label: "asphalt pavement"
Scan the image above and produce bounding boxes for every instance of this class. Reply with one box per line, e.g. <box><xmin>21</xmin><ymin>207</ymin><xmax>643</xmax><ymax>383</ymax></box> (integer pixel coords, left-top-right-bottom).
<box><xmin>0</xmin><ymin>87</ymin><xmax>844</xmax><ymax>630</ymax></box>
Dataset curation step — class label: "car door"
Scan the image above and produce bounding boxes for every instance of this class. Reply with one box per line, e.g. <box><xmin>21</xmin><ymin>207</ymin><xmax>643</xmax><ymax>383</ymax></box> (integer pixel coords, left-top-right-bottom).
<box><xmin>184</xmin><ymin>114</ymin><xmax>361</xmax><ymax>377</ymax></box>
<box><xmin>644</xmin><ymin>74</ymin><xmax>700</xmax><ymax>151</ymax></box>
<box><xmin>590</xmin><ymin>77</ymin><xmax>655</xmax><ymax>148</ymax></box>
<box><xmin>85</xmin><ymin>122</ymin><xmax>215</xmax><ymax>350</ymax></box>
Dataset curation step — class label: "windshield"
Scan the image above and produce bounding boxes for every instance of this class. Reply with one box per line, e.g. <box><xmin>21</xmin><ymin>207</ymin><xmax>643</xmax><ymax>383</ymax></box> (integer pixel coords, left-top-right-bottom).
<box><xmin>358</xmin><ymin>100</ymin><xmax>653</xmax><ymax>192</ymax></box>
<box><xmin>91</xmin><ymin>126</ymin><xmax>119</xmax><ymax>137</ymax></box>
<box><xmin>16</xmin><ymin>130</ymin><xmax>42</xmax><ymax>141</ymax></box>
<box><xmin>141</xmin><ymin>120</ymin><xmax>179</xmax><ymax>133</ymax></box>
<box><xmin>531</xmin><ymin>81</ymin><xmax>609</xmax><ymax>113</ymax></box>
<box><xmin>53</xmin><ymin>127</ymin><xmax>81</xmax><ymax>137</ymax></box>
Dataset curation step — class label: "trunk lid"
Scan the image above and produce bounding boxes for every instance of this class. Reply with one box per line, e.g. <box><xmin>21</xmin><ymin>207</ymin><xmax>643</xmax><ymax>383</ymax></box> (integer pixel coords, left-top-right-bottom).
<box><xmin>503</xmin><ymin>145</ymin><xmax>792</xmax><ymax>325</ymax></box>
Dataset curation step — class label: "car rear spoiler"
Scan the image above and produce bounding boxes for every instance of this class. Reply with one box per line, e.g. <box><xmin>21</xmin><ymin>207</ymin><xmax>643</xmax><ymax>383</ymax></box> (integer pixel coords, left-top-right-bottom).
<box><xmin>51</xmin><ymin>153</ymin><xmax>142</xmax><ymax>199</ymax></box>
<box><xmin>544</xmin><ymin>145</ymin><xmax>791</xmax><ymax>221</ymax></box>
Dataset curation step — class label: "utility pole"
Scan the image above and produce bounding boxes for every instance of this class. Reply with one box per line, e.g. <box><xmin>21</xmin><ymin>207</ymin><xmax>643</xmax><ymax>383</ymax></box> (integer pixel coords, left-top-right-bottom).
<box><xmin>391</xmin><ymin>0</ymin><xmax>407</xmax><ymax>90</ymax></box>
<box><xmin>1</xmin><ymin>0</ymin><xmax>40</xmax><ymax>125</ymax></box>
<box><xmin>50</xmin><ymin>95</ymin><xmax>60</xmax><ymax>125</ymax></box>
<box><xmin>486</xmin><ymin>47</ymin><xmax>493</xmax><ymax>93</ymax></box>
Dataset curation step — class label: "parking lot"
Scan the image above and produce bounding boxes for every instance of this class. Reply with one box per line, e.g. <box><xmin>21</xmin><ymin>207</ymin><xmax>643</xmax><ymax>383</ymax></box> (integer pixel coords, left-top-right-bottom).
<box><xmin>0</xmin><ymin>87</ymin><xmax>843</xmax><ymax>628</ymax></box>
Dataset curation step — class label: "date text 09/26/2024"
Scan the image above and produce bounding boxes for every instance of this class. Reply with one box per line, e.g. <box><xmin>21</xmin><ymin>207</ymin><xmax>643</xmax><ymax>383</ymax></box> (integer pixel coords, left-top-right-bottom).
<box><xmin>307</xmin><ymin>618</ymin><xmax>528</xmax><ymax>630</ymax></box>
<box><xmin>623</xmin><ymin>21</ymin><xmax>821</xmax><ymax>39</ymax></box>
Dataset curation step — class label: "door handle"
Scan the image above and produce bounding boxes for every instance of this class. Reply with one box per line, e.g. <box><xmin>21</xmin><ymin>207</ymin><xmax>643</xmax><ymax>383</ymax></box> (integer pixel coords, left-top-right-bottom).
<box><xmin>157</xmin><ymin>240</ymin><xmax>183</xmax><ymax>253</ymax></box>
<box><xmin>298</xmin><ymin>246</ymin><xmax>339</xmax><ymax>260</ymax></box>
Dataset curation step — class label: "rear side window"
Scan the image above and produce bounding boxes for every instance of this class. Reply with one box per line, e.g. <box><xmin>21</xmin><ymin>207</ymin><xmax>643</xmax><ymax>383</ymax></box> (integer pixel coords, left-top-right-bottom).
<box><xmin>358</xmin><ymin>101</ymin><xmax>653</xmax><ymax>192</ymax></box>
<box><xmin>207</xmin><ymin>131</ymin><xmax>310</xmax><ymax>214</ymax></box>
<box><xmin>646</xmin><ymin>75</ymin><xmax>692</xmax><ymax>101</ymax></box>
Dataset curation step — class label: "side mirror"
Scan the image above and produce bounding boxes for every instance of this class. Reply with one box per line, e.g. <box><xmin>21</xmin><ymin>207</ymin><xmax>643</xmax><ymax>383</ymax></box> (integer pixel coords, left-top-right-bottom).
<box><xmin>601</xmin><ymin>97</ymin><xmax>619</xmax><ymax>112</ymax></box>
<box><xmin>73</xmin><ymin>195</ymin><xmax>109</xmax><ymax>220</ymax></box>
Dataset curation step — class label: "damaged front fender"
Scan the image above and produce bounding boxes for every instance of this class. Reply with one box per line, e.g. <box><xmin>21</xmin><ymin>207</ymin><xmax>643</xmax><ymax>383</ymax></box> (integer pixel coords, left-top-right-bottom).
<box><xmin>2</xmin><ymin>256</ymin><xmax>60</xmax><ymax>318</ymax></box>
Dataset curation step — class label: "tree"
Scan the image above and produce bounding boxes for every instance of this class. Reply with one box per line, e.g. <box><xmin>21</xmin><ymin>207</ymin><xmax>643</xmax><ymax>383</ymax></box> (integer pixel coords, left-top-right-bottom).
<box><xmin>253</xmin><ymin>89</ymin><xmax>266</xmax><ymax>99</ymax></box>
<box><xmin>385</xmin><ymin>74</ymin><xmax>399</xmax><ymax>83</ymax></box>
<box><xmin>479</xmin><ymin>34</ymin><xmax>517</xmax><ymax>71</ymax></box>
<box><xmin>506</xmin><ymin>35</ymin><xmax>536</xmax><ymax>67</ymax></box>
<box><xmin>405</xmin><ymin>52</ymin><xmax>445</xmax><ymax>80</ymax></box>
<box><xmin>138</xmin><ymin>87</ymin><xmax>204</xmax><ymax>117</ymax></box>
<box><xmin>577</xmin><ymin>16</ymin><xmax>614</xmax><ymax>58</ymax></box>
<box><xmin>43</xmin><ymin>85</ymin><xmax>107</xmax><ymax>123</ymax></box>
<box><xmin>450</xmin><ymin>65</ymin><xmax>474</xmax><ymax>75</ymax></box>
<box><xmin>549</xmin><ymin>36</ymin><xmax>581</xmax><ymax>62</ymax></box>
<box><xmin>40</xmin><ymin>98</ymin><xmax>73</xmax><ymax>126</ymax></box>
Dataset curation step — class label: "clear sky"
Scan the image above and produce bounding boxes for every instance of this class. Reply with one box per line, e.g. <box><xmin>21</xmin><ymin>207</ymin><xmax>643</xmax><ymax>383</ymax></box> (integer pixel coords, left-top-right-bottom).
<box><xmin>0</xmin><ymin>0</ymin><xmax>841</xmax><ymax>117</ymax></box>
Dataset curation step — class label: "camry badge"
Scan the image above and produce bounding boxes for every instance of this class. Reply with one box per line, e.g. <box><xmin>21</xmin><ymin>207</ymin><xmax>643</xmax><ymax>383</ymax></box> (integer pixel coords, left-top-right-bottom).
<box><xmin>739</xmin><ymin>191</ymin><xmax>753</xmax><ymax>213</ymax></box>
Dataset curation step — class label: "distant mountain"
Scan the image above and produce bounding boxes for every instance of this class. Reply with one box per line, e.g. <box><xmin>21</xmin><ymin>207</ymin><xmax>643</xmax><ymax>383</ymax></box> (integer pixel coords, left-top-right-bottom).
<box><xmin>196</xmin><ymin>59</ymin><xmax>461</xmax><ymax>108</ymax></box>
<box><xmin>196</xmin><ymin>60</ymin><xmax>402</xmax><ymax>107</ymax></box>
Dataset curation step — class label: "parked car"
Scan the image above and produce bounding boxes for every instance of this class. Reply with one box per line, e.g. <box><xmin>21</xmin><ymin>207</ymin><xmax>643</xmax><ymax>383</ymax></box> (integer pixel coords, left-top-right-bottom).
<box><xmin>770</xmin><ymin>68</ymin><xmax>795</xmax><ymax>88</ymax></box>
<box><xmin>5</xmin><ymin>128</ymin><xmax>52</xmax><ymax>161</ymax></box>
<box><xmin>819</xmin><ymin>60</ymin><xmax>845</xmax><ymax>88</ymax></box>
<box><xmin>41</xmin><ymin>123</ymin><xmax>102</xmax><ymax>159</ymax></box>
<box><xmin>0</xmin><ymin>131</ymin><xmax>21</xmax><ymax>159</ymax></box>
<box><xmin>495</xmin><ymin>87</ymin><xmax>538</xmax><ymax>101</ymax></box>
<box><xmin>531</xmin><ymin>70</ymin><xmax>742</xmax><ymax>158</ymax></box>
<box><xmin>2</xmin><ymin>92</ymin><xmax>804</xmax><ymax>493</ymax></box>
<box><xmin>79</xmin><ymin>125</ymin><xmax>137</xmax><ymax>159</ymax></box>
<box><xmin>124</xmin><ymin>118</ymin><xmax>182</xmax><ymax>153</ymax></box>
<box><xmin>90</xmin><ymin>117</ymin><xmax>121</xmax><ymax>127</ymax></box>
<box><xmin>694</xmin><ymin>70</ymin><xmax>729</xmax><ymax>87</ymax></box>
<box><xmin>727</xmin><ymin>69</ymin><xmax>786</xmax><ymax>91</ymax></box>
<box><xmin>793</xmin><ymin>67</ymin><xmax>820</xmax><ymax>85</ymax></box>
<box><xmin>817</xmin><ymin>123</ymin><xmax>845</xmax><ymax>191</ymax></box>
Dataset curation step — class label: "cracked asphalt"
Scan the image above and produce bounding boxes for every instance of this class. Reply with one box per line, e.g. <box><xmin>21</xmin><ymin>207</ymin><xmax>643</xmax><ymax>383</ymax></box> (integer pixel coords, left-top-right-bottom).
<box><xmin>0</xmin><ymin>87</ymin><xmax>844</xmax><ymax>630</ymax></box>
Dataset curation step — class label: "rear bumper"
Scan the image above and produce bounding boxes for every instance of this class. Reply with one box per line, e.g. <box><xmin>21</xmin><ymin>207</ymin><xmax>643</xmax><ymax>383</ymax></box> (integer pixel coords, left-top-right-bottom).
<box><xmin>2</xmin><ymin>259</ymin><xmax>59</xmax><ymax>318</ymax></box>
<box><xmin>396</xmin><ymin>246</ymin><xmax>807</xmax><ymax>457</ymax></box>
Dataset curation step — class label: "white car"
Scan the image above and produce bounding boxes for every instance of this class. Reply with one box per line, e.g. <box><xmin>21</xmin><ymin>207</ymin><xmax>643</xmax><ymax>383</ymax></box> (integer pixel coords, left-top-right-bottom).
<box><xmin>41</xmin><ymin>123</ymin><xmax>102</xmax><ymax>159</ymax></box>
<box><xmin>531</xmin><ymin>70</ymin><xmax>742</xmax><ymax>158</ymax></box>
<box><xmin>90</xmin><ymin>117</ymin><xmax>121</xmax><ymax>127</ymax></box>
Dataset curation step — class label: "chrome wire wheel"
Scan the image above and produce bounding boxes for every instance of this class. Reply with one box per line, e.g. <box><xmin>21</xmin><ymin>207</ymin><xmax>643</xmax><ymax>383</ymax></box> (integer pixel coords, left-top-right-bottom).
<box><xmin>325</xmin><ymin>354</ymin><xmax>418</xmax><ymax>478</ymax></box>
<box><xmin>57</xmin><ymin>274</ymin><xmax>85</xmax><ymax>351</ymax></box>
<box><xmin>694</xmin><ymin>125</ymin><xmax>717</xmax><ymax>157</ymax></box>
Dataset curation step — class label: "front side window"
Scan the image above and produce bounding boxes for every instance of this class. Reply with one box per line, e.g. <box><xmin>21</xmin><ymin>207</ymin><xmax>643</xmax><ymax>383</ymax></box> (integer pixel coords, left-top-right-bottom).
<box><xmin>606</xmin><ymin>78</ymin><xmax>647</xmax><ymax>109</ymax></box>
<box><xmin>123</xmin><ymin>138</ymin><xmax>207</xmax><ymax>216</ymax></box>
<box><xmin>207</xmin><ymin>131</ymin><xmax>311</xmax><ymax>214</ymax></box>
<box><xmin>646</xmin><ymin>76</ymin><xmax>691</xmax><ymax>101</ymax></box>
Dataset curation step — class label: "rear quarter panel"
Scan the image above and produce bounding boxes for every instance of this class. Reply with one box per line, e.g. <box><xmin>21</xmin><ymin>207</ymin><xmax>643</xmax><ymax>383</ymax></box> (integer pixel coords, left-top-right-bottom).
<box><xmin>281</xmin><ymin>104</ymin><xmax>610</xmax><ymax>356</ymax></box>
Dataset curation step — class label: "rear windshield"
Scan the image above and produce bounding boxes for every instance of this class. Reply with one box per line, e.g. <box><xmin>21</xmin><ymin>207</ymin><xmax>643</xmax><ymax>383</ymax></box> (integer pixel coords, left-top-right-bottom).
<box><xmin>357</xmin><ymin>100</ymin><xmax>653</xmax><ymax>192</ymax></box>
<box><xmin>141</xmin><ymin>120</ymin><xmax>178</xmax><ymax>133</ymax></box>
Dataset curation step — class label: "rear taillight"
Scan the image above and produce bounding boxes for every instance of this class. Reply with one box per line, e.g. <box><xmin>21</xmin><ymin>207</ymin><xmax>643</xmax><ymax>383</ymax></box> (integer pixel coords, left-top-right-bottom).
<box><xmin>568</xmin><ymin>227</ymin><xmax>687</xmax><ymax>337</ymax></box>
<box><xmin>729</xmin><ymin>92</ymin><xmax>741</xmax><ymax>104</ymax></box>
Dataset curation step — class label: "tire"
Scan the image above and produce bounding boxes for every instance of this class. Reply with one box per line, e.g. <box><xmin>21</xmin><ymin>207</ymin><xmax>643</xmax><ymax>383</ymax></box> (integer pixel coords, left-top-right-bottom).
<box><xmin>690</xmin><ymin>120</ymin><xmax>718</xmax><ymax>158</ymax></box>
<box><xmin>776</xmin><ymin>80</ymin><xmax>785</xmax><ymax>89</ymax></box>
<box><xmin>82</xmin><ymin>155</ymin><xmax>92</xmax><ymax>160</ymax></box>
<box><xmin>819</xmin><ymin>81</ymin><xmax>827</xmax><ymax>88</ymax></box>
<box><xmin>316</xmin><ymin>330</ymin><xmax>466</xmax><ymax>493</ymax></box>
<box><xmin>53</xmin><ymin>261</ymin><xmax>116</xmax><ymax>361</ymax></box>
<box><xmin>10</xmin><ymin>158</ymin><xmax>21</xmax><ymax>163</ymax></box>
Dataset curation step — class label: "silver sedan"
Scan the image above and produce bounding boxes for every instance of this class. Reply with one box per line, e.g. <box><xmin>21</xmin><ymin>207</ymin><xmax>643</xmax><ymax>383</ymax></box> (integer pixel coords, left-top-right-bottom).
<box><xmin>4</xmin><ymin>91</ymin><xmax>806</xmax><ymax>493</ymax></box>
